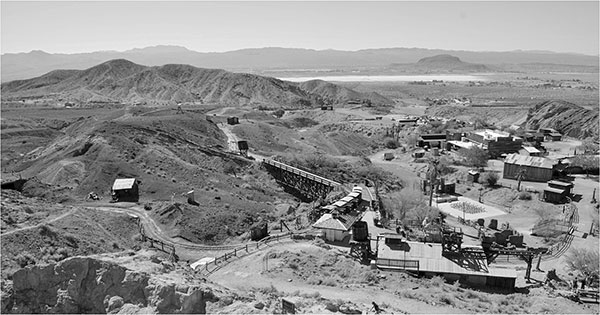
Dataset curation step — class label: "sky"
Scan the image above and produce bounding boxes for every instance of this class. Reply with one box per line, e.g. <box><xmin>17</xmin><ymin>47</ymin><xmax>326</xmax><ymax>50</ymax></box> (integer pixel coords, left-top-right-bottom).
<box><xmin>1</xmin><ymin>1</ymin><xmax>599</xmax><ymax>55</ymax></box>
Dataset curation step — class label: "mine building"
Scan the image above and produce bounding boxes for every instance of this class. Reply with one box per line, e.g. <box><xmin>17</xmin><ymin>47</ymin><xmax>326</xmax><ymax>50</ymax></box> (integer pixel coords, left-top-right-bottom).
<box><xmin>539</xmin><ymin>128</ymin><xmax>558</xmax><ymax>135</ymax></box>
<box><xmin>464</xmin><ymin>130</ymin><xmax>523</xmax><ymax>158</ymax></box>
<box><xmin>417</xmin><ymin>133</ymin><xmax>448</xmax><ymax>149</ymax></box>
<box><xmin>375</xmin><ymin>233</ymin><xmax>517</xmax><ymax>289</ymax></box>
<box><xmin>546</xmin><ymin>133</ymin><xmax>563</xmax><ymax>141</ymax></box>
<box><xmin>523</xmin><ymin>132</ymin><xmax>546</xmax><ymax>143</ymax></box>
<box><xmin>383</xmin><ymin>152</ymin><xmax>395</xmax><ymax>161</ymax></box>
<box><xmin>312</xmin><ymin>212</ymin><xmax>359</xmax><ymax>242</ymax></box>
<box><xmin>111</xmin><ymin>178</ymin><xmax>139</xmax><ymax>202</ymax></box>
<box><xmin>519</xmin><ymin>146</ymin><xmax>542</xmax><ymax>157</ymax></box>
<box><xmin>503</xmin><ymin>153</ymin><xmax>556</xmax><ymax>182</ymax></box>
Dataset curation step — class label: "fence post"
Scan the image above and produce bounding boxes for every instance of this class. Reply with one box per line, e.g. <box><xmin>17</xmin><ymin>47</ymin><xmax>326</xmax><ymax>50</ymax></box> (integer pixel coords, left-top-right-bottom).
<box><xmin>246</xmin><ymin>244</ymin><xmax>248</xmax><ymax>252</ymax></box>
<box><xmin>234</xmin><ymin>248</ymin><xmax>237</xmax><ymax>256</ymax></box>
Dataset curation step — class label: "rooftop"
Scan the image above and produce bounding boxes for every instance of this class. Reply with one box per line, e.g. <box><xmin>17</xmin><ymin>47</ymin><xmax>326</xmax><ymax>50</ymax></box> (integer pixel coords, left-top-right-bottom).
<box><xmin>448</xmin><ymin>140</ymin><xmax>476</xmax><ymax>149</ymax></box>
<box><xmin>313</xmin><ymin>213</ymin><xmax>358</xmax><ymax>231</ymax></box>
<box><xmin>504</xmin><ymin>153</ymin><xmax>555</xmax><ymax>169</ymax></box>
<box><xmin>521</xmin><ymin>146</ymin><xmax>541</xmax><ymax>154</ymax></box>
<box><xmin>544</xmin><ymin>187</ymin><xmax>566</xmax><ymax>194</ymax></box>
<box><xmin>377</xmin><ymin>239</ymin><xmax>517</xmax><ymax>279</ymax></box>
<box><xmin>112</xmin><ymin>178</ymin><xmax>136</xmax><ymax>190</ymax></box>
<box><xmin>473</xmin><ymin>129</ymin><xmax>510</xmax><ymax>141</ymax></box>
<box><xmin>547</xmin><ymin>180</ymin><xmax>574</xmax><ymax>188</ymax></box>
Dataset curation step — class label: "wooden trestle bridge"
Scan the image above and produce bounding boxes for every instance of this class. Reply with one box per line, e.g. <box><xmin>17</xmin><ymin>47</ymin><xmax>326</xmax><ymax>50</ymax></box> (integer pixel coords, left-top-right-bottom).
<box><xmin>262</xmin><ymin>159</ymin><xmax>341</xmax><ymax>200</ymax></box>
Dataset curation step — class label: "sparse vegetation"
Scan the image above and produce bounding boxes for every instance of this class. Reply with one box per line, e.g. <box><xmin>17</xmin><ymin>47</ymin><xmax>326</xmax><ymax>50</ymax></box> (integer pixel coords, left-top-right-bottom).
<box><xmin>564</xmin><ymin>248</ymin><xmax>599</xmax><ymax>282</ymax></box>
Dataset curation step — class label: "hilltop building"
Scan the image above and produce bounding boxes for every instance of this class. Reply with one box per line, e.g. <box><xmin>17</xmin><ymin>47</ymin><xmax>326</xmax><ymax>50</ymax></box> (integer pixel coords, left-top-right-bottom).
<box><xmin>111</xmin><ymin>178</ymin><xmax>139</xmax><ymax>202</ymax></box>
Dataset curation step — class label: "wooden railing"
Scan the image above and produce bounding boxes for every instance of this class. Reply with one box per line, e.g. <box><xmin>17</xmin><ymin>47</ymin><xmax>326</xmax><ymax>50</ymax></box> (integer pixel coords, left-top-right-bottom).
<box><xmin>376</xmin><ymin>258</ymin><xmax>420</xmax><ymax>271</ymax></box>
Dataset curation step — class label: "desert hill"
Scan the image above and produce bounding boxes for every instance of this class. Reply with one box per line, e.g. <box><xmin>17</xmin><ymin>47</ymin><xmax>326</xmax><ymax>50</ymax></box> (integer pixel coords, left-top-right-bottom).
<box><xmin>524</xmin><ymin>100</ymin><xmax>599</xmax><ymax>139</ymax></box>
<box><xmin>1</xmin><ymin>59</ymin><xmax>391</xmax><ymax>107</ymax></box>
<box><xmin>413</xmin><ymin>54</ymin><xmax>491</xmax><ymax>72</ymax></box>
<box><xmin>2</xmin><ymin>46</ymin><xmax>598</xmax><ymax>82</ymax></box>
<box><xmin>299</xmin><ymin>80</ymin><xmax>391</xmax><ymax>105</ymax></box>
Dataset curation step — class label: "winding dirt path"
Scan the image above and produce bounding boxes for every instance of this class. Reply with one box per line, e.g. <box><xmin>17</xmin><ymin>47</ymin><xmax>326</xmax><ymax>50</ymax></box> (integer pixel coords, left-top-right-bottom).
<box><xmin>0</xmin><ymin>208</ymin><xmax>78</xmax><ymax>237</ymax></box>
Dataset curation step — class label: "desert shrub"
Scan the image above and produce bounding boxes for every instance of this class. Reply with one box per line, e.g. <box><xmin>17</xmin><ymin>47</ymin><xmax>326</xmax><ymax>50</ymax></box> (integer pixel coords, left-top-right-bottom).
<box><xmin>288</xmin><ymin>262</ymin><xmax>298</xmax><ymax>270</ymax></box>
<box><xmin>325</xmin><ymin>301</ymin><xmax>339</xmax><ymax>312</ymax></box>
<box><xmin>480</xmin><ymin>172</ymin><xmax>499</xmax><ymax>187</ymax></box>
<box><xmin>518</xmin><ymin>191</ymin><xmax>532</xmax><ymax>200</ymax></box>
<box><xmin>322</xmin><ymin>276</ymin><xmax>339</xmax><ymax>287</ymax></box>
<box><xmin>361</xmin><ymin>271</ymin><xmax>379</xmax><ymax>284</ymax></box>
<box><xmin>15</xmin><ymin>252</ymin><xmax>36</xmax><ymax>268</ymax></box>
<box><xmin>272</xmin><ymin>109</ymin><xmax>285</xmax><ymax>118</ymax></box>
<box><xmin>439</xmin><ymin>294</ymin><xmax>455</xmax><ymax>306</ymax></box>
<box><xmin>430</xmin><ymin>276</ymin><xmax>446</xmax><ymax>287</ymax></box>
<box><xmin>384</xmin><ymin>137</ymin><xmax>399</xmax><ymax>149</ymax></box>
<box><xmin>564</xmin><ymin>248</ymin><xmax>599</xmax><ymax>281</ymax></box>
<box><xmin>38</xmin><ymin>224</ymin><xmax>56</xmax><ymax>237</ymax></box>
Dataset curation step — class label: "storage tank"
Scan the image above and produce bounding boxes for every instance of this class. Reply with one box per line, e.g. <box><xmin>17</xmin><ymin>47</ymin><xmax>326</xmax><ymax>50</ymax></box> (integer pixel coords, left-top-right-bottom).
<box><xmin>352</xmin><ymin>221</ymin><xmax>369</xmax><ymax>242</ymax></box>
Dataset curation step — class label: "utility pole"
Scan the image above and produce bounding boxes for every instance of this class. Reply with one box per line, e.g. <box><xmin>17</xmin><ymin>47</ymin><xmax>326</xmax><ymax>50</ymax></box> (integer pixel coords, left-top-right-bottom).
<box><xmin>516</xmin><ymin>168</ymin><xmax>526</xmax><ymax>192</ymax></box>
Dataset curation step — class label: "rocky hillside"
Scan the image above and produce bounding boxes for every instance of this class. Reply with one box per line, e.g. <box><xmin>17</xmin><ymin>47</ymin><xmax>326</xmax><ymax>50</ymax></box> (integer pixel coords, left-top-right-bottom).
<box><xmin>299</xmin><ymin>79</ymin><xmax>390</xmax><ymax>105</ymax></box>
<box><xmin>1</xmin><ymin>59</ymin><xmax>391</xmax><ymax>107</ymax></box>
<box><xmin>524</xmin><ymin>100</ymin><xmax>599</xmax><ymax>139</ymax></box>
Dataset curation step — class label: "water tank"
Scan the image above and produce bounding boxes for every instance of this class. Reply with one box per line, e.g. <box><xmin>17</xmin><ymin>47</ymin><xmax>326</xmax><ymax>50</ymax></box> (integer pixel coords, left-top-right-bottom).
<box><xmin>352</xmin><ymin>221</ymin><xmax>369</xmax><ymax>242</ymax></box>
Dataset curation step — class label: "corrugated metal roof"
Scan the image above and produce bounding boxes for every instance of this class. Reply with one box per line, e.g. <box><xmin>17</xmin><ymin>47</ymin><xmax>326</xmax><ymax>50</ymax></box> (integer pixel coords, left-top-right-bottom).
<box><xmin>112</xmin><ymin>178</ymin><xmax>136</xmax><ymax>190</ymax></box>
<box><xmin>504</xmin><ymin>153</ymin><xmax>555</xmax><ymax>169</ymax></box>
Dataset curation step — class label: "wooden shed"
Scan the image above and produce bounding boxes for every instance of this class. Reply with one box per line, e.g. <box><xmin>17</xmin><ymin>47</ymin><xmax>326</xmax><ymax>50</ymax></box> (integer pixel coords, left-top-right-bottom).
<box><xmin>503</xmin><ymin>153</ymin><xmax>555</xmax><ymax>182</ymax></box>
<box><xmin>111</xmin><ymin>178</ymin><xmax>139</xmax><ymax>202</ymax></box>
<box><xmin>383</xmin><ymin>152</ymin><xmax>395</xmax><ymax>161</ymax></box>
<box><xmin>543</xmin><ymin>187</ymin><xmax>567</xmax><ymax>204</ymax></box>
<box><xmin>227</xmin><ymin>117</ymin><xmax>239</xmax><ymax>125</ymax></box>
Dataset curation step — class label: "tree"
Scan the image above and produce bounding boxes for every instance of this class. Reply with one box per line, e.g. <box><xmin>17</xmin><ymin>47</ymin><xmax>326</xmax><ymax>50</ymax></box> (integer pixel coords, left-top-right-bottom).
<box><xmin>456</xmin><ymin>146</ymin><xmax>489</xmax><ymax>168</ymax></box>
<box><xmin>565</xmin><ymin>248</ymin><xmax>599</xmax><ymax>283</ymax></box>
<box><xmin>576</xmin><ymin>138</ymin><xmax>599</xmax><ymax>154</ymax></box>
<box><xmin>480</xmin><ymin>172</ymin><xmax>499</xmax><ymax>187</ymax></box>
<box><xmin>223</xmin><ymin>161</ymin><xmax>240</xmax><ymax>177</ymax></box>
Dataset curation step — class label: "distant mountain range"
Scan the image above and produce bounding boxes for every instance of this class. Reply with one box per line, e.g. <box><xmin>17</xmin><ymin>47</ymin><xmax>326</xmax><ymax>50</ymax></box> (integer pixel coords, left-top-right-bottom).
<box><xmin>2</xmin><ymin>46</ymin><xmax>598</xmax><ymax>82</ymax></box>
<box><xmin>0</xmin><ymin>59</ymin><xmax>391</xmax><ymax>107</ymax></box>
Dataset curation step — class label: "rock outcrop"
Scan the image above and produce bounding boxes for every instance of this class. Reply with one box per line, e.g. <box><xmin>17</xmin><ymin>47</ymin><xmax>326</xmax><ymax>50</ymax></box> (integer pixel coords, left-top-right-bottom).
<box><xmin>5</xmin><ymin>256</ymin><xmax>218</xmax><ymax>314</ymax></box>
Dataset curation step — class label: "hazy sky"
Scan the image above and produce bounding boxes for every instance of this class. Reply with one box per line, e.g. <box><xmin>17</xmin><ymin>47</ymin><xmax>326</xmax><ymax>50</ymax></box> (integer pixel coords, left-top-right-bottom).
<box><xmin>1</xmin><ymin>1</ymin><xmax>599</xmax><ymax>55</ymax></box>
